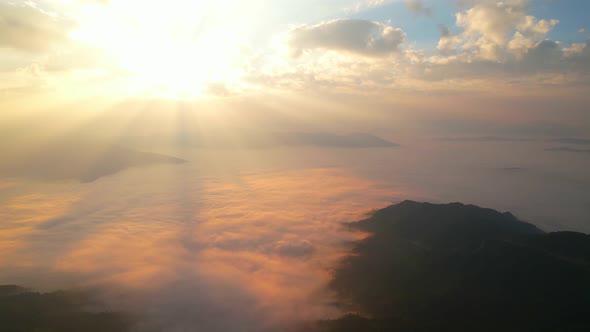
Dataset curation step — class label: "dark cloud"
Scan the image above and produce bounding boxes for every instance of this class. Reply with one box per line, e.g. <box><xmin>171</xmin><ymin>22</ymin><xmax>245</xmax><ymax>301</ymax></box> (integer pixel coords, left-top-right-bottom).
<box><xmin>550</xmin><ymin>138</ymin><xmax>590</xmax><ymax>145</ymax></box>
<box><xmin>437</xmin><ymin>136</ymin><xmax>533</xmax><ymax>142</ymax></box>
<box><xmin>405</xmin><ymin>0</ymin><xmax>432</xmax><ymax>16</ymax></box>
<box><xmin>123</xmin><ymin>131</ymin><xmax>399</xmax><ymax>149</ymax></box>
<box><xmin>288</xmin><ymin>19</ymin><xmax>406</xmax><ymax>57</ymax></box>
<box><xmin>545</xmin><ymin>147</ymin><xmax>590</xmax><ymax>154</ymax></box>
<box><xmin>498</xmin><ymin>167</ymin><xmax>526</xmax><ymax>171</ymax></box>
<box><xmin>520</xmin><ymin>39</ymin><xmax>563</xmax><ymax>71</ymax></box>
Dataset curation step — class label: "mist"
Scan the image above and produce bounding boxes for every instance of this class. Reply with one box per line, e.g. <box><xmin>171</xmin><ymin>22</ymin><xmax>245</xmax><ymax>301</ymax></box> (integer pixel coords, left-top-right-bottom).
<box><xmin>2</xmin><ymin>0</ymin><xmax>590</xmax><ymax>329</ymax></box>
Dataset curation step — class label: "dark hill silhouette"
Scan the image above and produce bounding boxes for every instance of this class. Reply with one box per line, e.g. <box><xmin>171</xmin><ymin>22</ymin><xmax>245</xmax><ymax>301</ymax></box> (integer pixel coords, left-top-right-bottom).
<box><xmin>0</xmin><ymin>285</ymin><xmax>134</xmax><ymax>332</ymax></box>
<box><xmin>0</xmin><ymin>140</ymin><xmax>186</xmax><ymax>182</ymax></box>
<box><xmin>273</xmin><ymin>132</ymin><xmax>398</xmax><ymax>148</ymax></box>
<box><xmin>122</xmin><ymin>131</ymin><xmax>399</xmax><ymax>149</ymax></box>
<box><xmin>318</xmin><ymin>201</ymin><xmax>590</xmax><ymax>332</ymax></box>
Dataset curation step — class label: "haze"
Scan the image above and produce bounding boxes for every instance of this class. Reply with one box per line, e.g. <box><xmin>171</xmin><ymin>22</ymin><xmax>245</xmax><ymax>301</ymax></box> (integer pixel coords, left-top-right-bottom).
<box><xmin>1</xmin><ymin>0</ymin><xmax>589</xmax><ymax>331</ymax></box>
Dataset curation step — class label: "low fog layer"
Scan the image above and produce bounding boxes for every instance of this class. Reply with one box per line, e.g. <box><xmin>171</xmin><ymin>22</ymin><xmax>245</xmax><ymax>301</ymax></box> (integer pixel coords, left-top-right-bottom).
<box><xmin>1</xmin><ymin>98</ymin><xmax>590</xmax><ymax>330</ymax></box>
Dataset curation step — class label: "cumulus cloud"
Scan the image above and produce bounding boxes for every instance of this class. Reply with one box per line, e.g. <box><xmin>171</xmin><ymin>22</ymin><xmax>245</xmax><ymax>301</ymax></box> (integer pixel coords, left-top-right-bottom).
<box><xmin>0</xmin><ymin>0</ymin><xmax>585</xmax><ymax>97</ymax></box>
<box><xmin>456</xmin><ymin>0</ymin><xmax>527</xmax><ymax>46</ymax></box>
<box><xmin>0</xmin><ymin>2</ymin><xmax>73</xmax><ymax>53</ymax></box>
<box><xmin>517</xmin><ymin>15</ymin><xmax>559</xmax><ymax>38</ymax></box>
<box><xmin>362</xmin><ymin>0</ymin><xmax>386</xmax><ymax>7</ymax></box>
<box><xmin>451</xmin><ymin>0</ymin><xmax>558</xmax><ymax>61</ymax></box>
<box><xmin>393</xmin><ymin>0</ymin><xmax>590</xmax><ymax>84</ymax></box>
<box><xmin>520</xmin><ymin>40</ymin><xmax>562</xmax><ymax>69</ymax></box>
<box><xmin>437</xmin><ymin>24</ymin><xmax>461</xmax><ymax>55</ymax></box>
<box><xmin>249</xmin><ymin>0</ymin><xmax>589</xmax><ymax>93</ymax></box>
<box><xmin>288</xmin><ymin>19</ymin><xmax>406</xmax><ymax>57</ymax></box>
<box><xmin>405</xmin><ymin>0</ymin><xmax>432</xmax><ymax>16</ymax></box>
<box><xmin>563</xmin><ymin>41</ymin><xmax>590</xmax><ymax>62</ymax></box>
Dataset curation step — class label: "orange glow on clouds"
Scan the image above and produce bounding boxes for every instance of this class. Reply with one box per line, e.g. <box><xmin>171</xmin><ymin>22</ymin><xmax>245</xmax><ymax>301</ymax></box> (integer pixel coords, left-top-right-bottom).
<box><xmin>0</xmin><ymin>168</ymin><xmax>395</xmax><ymax>324</ymax></box>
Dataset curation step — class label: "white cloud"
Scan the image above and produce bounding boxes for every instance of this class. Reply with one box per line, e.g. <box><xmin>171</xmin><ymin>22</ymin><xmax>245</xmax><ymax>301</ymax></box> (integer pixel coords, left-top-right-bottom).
<box><xmin>1</xmin><ymin>0</ymin><xmax>587</xmax><ymax>97</ymax></box>
<box><xmin>456</xmin><ymin>0</ymin><xmax>528</xmax><ymax>46</ymax></box>
<box><xmin>437</xmin><ymin>24</ymin><xmax>461</xmax><ymax>55</ymax></box>
<box><xmin>517</xmin><ymin>16</ymin><xmax>559</xmax><ymax>38</ymax></box>
<box><xmin>451</xmin><ymin>0</ymin><xmax>558</xmax><ymax>61</ymax></box>
<box><xmin>0</xmin><ymin>2</ymin><xmax>73</xmax><ymax>53</ymax></box>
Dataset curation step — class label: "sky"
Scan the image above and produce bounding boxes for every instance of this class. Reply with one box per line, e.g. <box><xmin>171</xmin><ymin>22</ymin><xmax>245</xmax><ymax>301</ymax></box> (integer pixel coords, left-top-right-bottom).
<box><xmin>1</xmin><ymin>0</ymin><xmax>589</xmax><ymax>100</ymax></box>
<box><xmin>1</xmin><ymin>0</ymin><xmax>590</xmax><ymax>331</ymax></box>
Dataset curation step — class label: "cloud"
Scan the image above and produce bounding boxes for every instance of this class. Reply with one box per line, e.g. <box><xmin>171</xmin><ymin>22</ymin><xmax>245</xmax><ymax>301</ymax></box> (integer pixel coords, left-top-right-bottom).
<box><xmin>405</xmin><ymin>0</ymin><xmax>432</xmax><ymax>16</ymax></box>
<box><xmin>520</xmin><ymin>39</ymin><xmax>561</xmax><ymax>67</ymax></box>
<box><xmin>0</xmin><ymin>0</ymin><xmax>586</xmax><ymax>98</ymax></box>
<box><xmin>456</xmin><ymin>0</ymin><xmax>528</xmax><ymax>46</ymax></box>
<box><xmin>359</xmin><ymin>0</ymin><xmax>386</xmax><ymax>7</ymax></box>
<box><xmin>349</xmin><ymin>0</ymin><xmax>390</xmax><ymax>12</ymax></box>
<box><xmin>545</xmin><ymin>147</ymin><xmax>590</xmax><ymax>154</ymax></box>
<box><xmin>437</xmin><ymin>136</ymin><xmax>532</xmax><ymax>142</ymax></box>
<box><xmin>413</xmin><ymin>0</ymin><xmax>582</xmax><ymax>84</ymax></box>
<box><xmin>518</xmin><ymin>15</ymin><xmax>559</xmax><ymax>38</ymax></box>
<box><xmin>43</xmin><ymin>45</ymin><xmax>117</xmax><ymax>72</ymax></box>
<box><xmin>449</xmin><ymin>0</ymin><xmax>558</xmax><ymax>61</ymax></box>
<box><xmin>563</xmin><ymin>41</ymin><xmax>590</xmax><ymax>69</ymax></box>
<box><xmin>249</xmin><ymin>0</ymin><xmax>588</xmax><ymax>94</ymax></box>
<box><xmin>0</xmin><ymin>2</ymin><xmax>73</xmax><ymax>53</ymax></box>
<box><xmin>261</xmin><ymin>239</ymin><xmax>316</xmax><ymax>258</ymax></box>
<box><xmin>550</xmin><ymin>138</ymin><xmax>590</xmax><ymax>145</ymax></box>
<box><xmin>0</xmin><ymin>166</ymin><xmax>395</xmax><ymax>330</ymax></box>
<box><xmin>288</xmin><ymin>19</ymin><xmax>406</xmax><ymax>57</ymax></box>
<box><xmin>437</xmin><ymin>24</ymin><xmax>461</xmax><ymax>55</ymax></box>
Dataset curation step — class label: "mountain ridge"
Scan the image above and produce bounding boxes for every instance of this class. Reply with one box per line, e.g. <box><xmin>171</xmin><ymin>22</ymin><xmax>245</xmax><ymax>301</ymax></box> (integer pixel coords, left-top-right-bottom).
<box><xmin>320</xmin><ymin>200</ymin><xmax>590</xmax><ymax>332</ymax></box>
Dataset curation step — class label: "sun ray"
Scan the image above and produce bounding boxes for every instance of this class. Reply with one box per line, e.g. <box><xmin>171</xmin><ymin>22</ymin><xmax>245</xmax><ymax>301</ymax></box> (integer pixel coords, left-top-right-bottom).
<box><xmin>68</xmin><ymin>0</ymin><xmax>259</xmax><ymax>98</ymax></box>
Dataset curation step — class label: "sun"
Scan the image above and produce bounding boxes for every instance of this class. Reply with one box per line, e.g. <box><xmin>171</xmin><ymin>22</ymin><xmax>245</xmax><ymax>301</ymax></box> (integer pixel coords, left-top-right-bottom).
<box><xmin>71</xmin><ymin>0</ymin><xmax>255</xmax><ymax>98</ymax></box>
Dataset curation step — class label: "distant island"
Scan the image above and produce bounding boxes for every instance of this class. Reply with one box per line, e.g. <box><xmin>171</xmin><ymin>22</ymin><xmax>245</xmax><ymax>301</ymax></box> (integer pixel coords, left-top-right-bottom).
<box><xmin>122</xmin><ymin>131</ymin><xmax>399</xmax><ymax>149</ymax></box>
<box><xmin>0</xmin><ymin>140</ymin><xmax>186</xmax><ymax>182</ymax></box>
